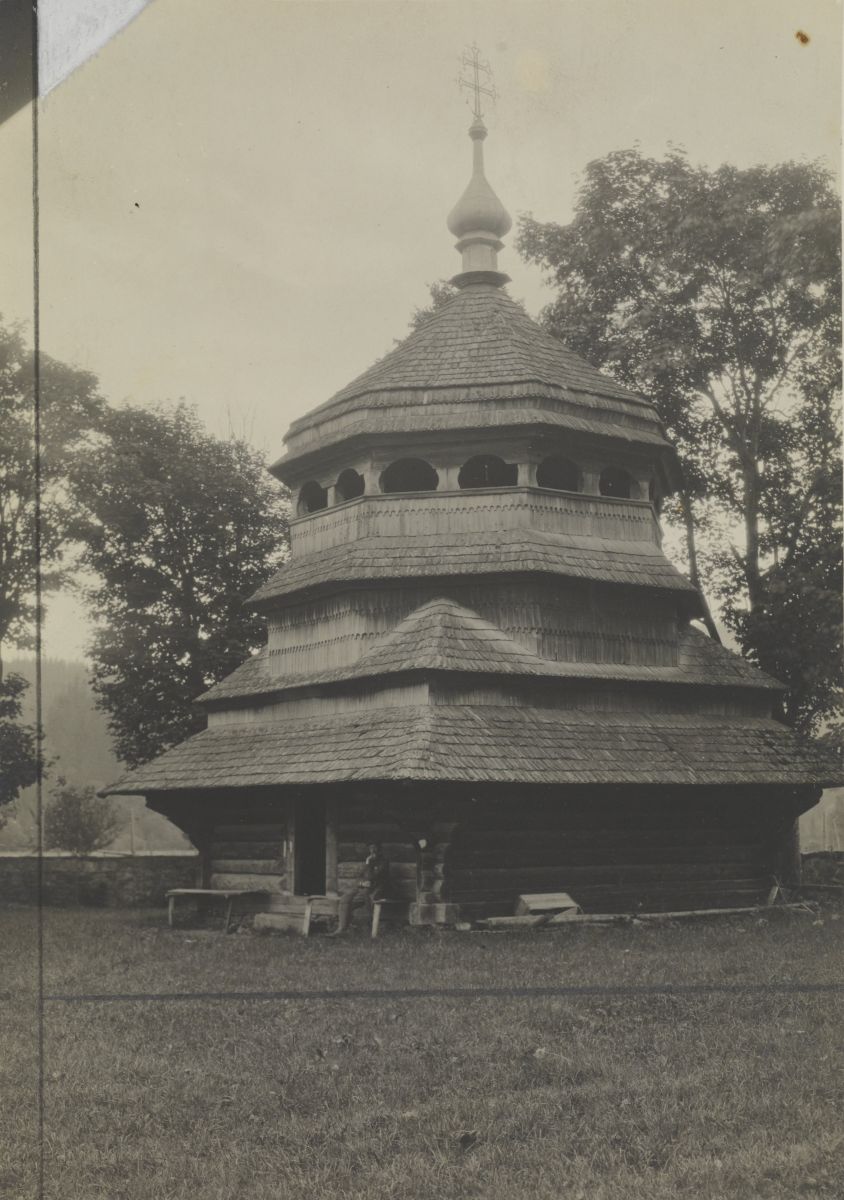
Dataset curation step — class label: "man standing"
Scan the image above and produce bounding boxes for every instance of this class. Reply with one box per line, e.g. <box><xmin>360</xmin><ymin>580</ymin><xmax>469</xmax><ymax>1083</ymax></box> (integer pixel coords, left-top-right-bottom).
<box><xmin>333</xmin><ymin>842</ymin><xmax>391</xmax><ymax>934</ymax></box>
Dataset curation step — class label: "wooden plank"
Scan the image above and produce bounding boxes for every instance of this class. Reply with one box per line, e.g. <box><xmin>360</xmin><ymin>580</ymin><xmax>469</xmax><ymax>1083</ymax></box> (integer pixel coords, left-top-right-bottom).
<box><xmin>476</xmin><ymin>903</ymin><xmax>811</xmax><ymax>929</ymax></box>
<box><xmin>515</xmin><ymin>892</ymin><xmax>580</xmax><ymax>915</ymax></box>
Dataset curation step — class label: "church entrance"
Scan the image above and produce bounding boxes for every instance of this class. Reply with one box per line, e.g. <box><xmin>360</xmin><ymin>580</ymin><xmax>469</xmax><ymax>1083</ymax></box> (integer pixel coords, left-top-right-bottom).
<box><xmin>293</xmin><ymin>798</ymin><xmax>326</xmax><ymax>895</ymax></box>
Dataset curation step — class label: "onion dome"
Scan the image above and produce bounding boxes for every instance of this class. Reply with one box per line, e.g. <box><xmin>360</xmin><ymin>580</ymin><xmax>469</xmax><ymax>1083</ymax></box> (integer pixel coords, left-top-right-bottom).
<box><xmin>447</xmin><ymin>116</ymin><xmax>512</xmax><ymax>287</ymax></box>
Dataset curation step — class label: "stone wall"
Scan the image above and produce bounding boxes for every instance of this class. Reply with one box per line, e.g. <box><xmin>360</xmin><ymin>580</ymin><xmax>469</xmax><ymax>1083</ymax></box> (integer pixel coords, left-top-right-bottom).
<box><xmin>0</xmin><ymin>852</ymin><xmax>199</xmax><ymax>907</ymax></box>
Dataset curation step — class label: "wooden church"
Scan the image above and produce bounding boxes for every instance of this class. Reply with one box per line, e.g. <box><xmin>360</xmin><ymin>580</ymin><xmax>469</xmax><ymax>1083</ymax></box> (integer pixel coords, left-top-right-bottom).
<box><xmin>106</xmin><ymin>95</ymin><xmax>839</xmax><ymax>926</ymax></box>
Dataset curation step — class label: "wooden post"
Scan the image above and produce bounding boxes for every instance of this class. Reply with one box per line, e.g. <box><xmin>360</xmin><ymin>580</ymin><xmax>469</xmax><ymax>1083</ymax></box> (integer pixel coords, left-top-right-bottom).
<box><xmin>518</xmin><ymin>461</ymin><xmax>538</xmax><ymax>487</ymax></box>
<box><xmin>325</xmin><ymin>795</ymin><xmax>338</xmax><ymax>895</ymax></box>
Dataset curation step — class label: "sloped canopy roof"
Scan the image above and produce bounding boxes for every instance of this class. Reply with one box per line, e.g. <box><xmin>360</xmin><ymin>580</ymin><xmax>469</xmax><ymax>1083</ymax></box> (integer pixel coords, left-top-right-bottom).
<box><xmin>250</xmin><ymin>528</ymin><xmax>696</xmax><ymax>607</ymax></box>
<box><xmin>103</xmin><ymin>707</ymin><xmax>840</xmax><ymax>794</ymax></box>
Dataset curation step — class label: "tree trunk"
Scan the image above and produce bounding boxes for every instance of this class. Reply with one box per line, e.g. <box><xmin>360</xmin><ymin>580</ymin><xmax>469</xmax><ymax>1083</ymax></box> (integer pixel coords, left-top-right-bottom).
<box><xmin>742</xmin><ymin>463</ymin><xmax>764</xmax><ymax>612</ymax></box>
<box><xmin>680</xmin><ymin>490</ymin><xmax>722</xmax><ymax>644</ymax></box>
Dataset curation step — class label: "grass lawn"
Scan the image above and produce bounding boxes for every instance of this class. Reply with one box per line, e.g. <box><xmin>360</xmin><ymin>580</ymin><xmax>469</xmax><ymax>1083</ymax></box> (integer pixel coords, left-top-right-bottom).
<box><xmin>2</xmin><ymin>904</ymin><xmax>843</xmax><ymax>1199</ymax></box>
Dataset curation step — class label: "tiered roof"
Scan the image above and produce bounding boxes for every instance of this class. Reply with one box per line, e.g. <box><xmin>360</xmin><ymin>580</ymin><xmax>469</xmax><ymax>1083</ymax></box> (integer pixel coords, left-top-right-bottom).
<box><xmin>102</xmin><ymin>105</ymin><xmax>842</xmax><ymax>802</ymax></box>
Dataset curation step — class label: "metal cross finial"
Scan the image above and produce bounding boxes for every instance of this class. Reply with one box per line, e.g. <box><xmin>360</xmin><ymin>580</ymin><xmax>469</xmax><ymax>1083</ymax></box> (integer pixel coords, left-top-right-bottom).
<box><xmin>457</xmin><ymin>43</ymin><xmax>497</xmax><ymax>121</ymax></box>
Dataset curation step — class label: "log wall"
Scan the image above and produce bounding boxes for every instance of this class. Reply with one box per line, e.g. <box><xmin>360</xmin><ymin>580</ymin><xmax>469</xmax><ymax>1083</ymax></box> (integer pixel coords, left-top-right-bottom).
<box><xmin>209</xmin><ymin>821</ymin><xmax>288</xmax><ymax>893</ymax></box>
<box><xmin>443</xmin><ymin>790</ymin><xmax>803</xmax><ymax>918</ymax></box>
<box><xmin>146</xmin><ymin>783</ymin><xmax>814</xmax><ymax>923</ymax></box>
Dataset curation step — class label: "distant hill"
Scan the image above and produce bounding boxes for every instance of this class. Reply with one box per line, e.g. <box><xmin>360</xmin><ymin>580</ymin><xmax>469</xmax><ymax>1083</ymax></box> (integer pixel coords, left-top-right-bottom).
<box><xmin>1</xmin><ymin>658</ymin><xmax>191</xmax><ymax>852</ymax></box>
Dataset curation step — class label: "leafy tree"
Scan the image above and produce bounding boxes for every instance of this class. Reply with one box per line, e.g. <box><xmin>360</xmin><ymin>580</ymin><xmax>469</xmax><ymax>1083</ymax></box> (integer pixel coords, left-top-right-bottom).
<box><xmin>408</xmin><ymin>280</ymin><xmax>457</xmax><ymax>331</ymax></box>
<box><xmin>0</xmin><ymin>319</ymin><xmax>104</xmax><ymax>808</ymax></box>
<box><xmin>0</xmin><ymin>319</ymin><xmax>105</xmax><ymax>674</ymax></box>
<box><xmin>0</xmin><ymin>673</ymin><xmax>38</xmax><ymax>816</ymax></box>
<box><xmin>518</xmin><ymin>150</ymin><xmax>841</xmax><ymax>734</ymax></box>
<box><xmin>44</xmin><ymin>778</ymin><xmax>119</xmax><ymax>853</ymax></box>
<box><xmin>73</xmin><ymin>403</ymin><xmax>290</xmax><ymax>767</ymax></box>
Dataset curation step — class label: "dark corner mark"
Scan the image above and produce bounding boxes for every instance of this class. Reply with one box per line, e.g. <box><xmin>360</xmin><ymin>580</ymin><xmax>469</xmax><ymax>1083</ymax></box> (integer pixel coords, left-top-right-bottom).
<box><xmin>0</xmin><ymin>0</ymin><xmax>35</xmax><ymax>125</ymax></box>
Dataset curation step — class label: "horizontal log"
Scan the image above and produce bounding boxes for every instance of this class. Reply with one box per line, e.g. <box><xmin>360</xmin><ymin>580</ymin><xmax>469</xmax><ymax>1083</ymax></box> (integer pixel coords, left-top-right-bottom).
<box><xmin>448</xmin><ymin>862</ymin><xmax>767</xmax><ymax>884</ymax></box>
<box><xmin>337</xmin><ymin>842</ymin><xmax>417</xmax><ymax>863</ymax></box>
<box><xmin>266</xmin><ymin>894</ymin><xmax>342</xmax><ymax>915</ymax></box>
<box><xmin>337</xmin><ymin>861</ymin><xmax>418</xmax><ymax>880</ymax></box>
<box><xmin>209</xmin><ymin>872</ymin><xmax>285</xmax><ymax>892</ymax></box>
<box><xmin>211</xmin><ymin>842</ymin><xmax>284</xmax><ymax>860</ymax></box>
<box><xmin>336</xmin><ymin>820</ymin><xmax>403</xmax><ymax>840</ymax></box>
<box><xmin>214</xmin><ymin>824</ymin><xmax>286</xmax><ymax>839</ymax></box>
<box><xmin>210</xmin><ymin>860</ymin><xmax>284</xmax><ymax>876</ymax></box>
<box><xmin>460</xmin><ymin>827</ymin><xmax>766</xmax><ymax>848</ymax></box>
<box><xmin>449</xmin><ymin>849</ymin><xmax>767</xmax><ymax>871</ymax></box>
<box><xmin>450</xmin><ymin>882</ymin><xmax>769</xmax><ymax>905</ymax></box>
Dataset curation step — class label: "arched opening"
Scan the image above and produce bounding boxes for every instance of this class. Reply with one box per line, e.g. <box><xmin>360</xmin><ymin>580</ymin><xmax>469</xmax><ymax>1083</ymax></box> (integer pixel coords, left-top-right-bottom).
<box><xmin>380</xmin><ymin>458</ymin><xmax>439</xmax><ymax>494</ymax></box>
<box><xmin>599</xmin><ymin>466</ymin><xmax>634</xmax><ymax>499</ymax></box>
<box><xmin>536</xmin><ymin>456</ymin><xmax>581</xmax><ymax>493</ymax></box>
<box><xmin>458</xmin><ymin>454</ymin><xmax>518</xmax><ymax>490</ymax></box>
<box><xmin>335</xmin><ymin>468</ymin><xmax>365</xmax><ymax>503</ymax></box>
<box><xmin>298</xmin><ymin>480</ymin><xmax>328</xmax><ymax>514</ymax></box>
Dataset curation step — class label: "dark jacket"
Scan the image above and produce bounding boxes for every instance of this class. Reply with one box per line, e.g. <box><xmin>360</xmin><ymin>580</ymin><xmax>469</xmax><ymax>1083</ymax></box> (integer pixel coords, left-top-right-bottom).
<box><xmin>359</xmin><ymin>852</ymin><xmax>391</xmax><ymax>897</ymax></box>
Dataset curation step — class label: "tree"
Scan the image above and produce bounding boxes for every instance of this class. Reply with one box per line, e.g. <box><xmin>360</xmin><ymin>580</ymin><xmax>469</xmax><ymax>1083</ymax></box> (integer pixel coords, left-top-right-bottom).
<box><xmin>44</xmin><ymin>778</ymin><xmax>119</xmax><ymax>853</ymax></box>
<box><xmin>517</xmin><ymin>150</ymin><xmax>842</xmax><ymax>735</ymax></box>
<box><xmin>72</xmin><ymin>403</ymin><xmax>291</xmax><ymax>767</ymax></box>
<box><xmin>0</xmin><ymin>319</ymin><xmax>105</xmax><ymax>674</ymax></box>
<box><xmin>0</xmin><ymin>319</ymin><xmax>105</xmax><ymax>810</ymax></box>
<box><xmin>408</xmin><ymin>280</ymin><xmax>457</xmax><ymax>332</ymax></box>
<box><xmin>0</xmin><ymin>673</ymin><xmax>38</xmax><ymax>816</ymax></box>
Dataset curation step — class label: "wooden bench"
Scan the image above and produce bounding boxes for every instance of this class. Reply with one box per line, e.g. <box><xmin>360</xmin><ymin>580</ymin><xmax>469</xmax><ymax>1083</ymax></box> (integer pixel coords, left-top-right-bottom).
<box><xmin>299</xmin><ymin>895</ymin><xmax>399</xmax><ymax>937</ymax></box>
<box><xmin>166</xmin><ymin>888</ymin><xmax>272</xmax><ymax>933</ymax></box>
<box><xmin>302</xmin><ymin>894</ymin><xmax>341</xmax><ymax>936</ymax></box>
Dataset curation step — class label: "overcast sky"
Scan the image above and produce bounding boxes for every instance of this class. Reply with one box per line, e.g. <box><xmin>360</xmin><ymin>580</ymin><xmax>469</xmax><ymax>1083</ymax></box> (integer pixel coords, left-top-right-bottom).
<box><xmin>1</xmin><ymin>0</ymin><xmax>840</xmax><ymax>657</ymax></box>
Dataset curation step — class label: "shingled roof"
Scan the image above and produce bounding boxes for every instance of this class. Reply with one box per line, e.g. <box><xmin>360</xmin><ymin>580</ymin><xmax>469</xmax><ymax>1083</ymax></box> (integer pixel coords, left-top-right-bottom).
<box><xmin>103</xmin><ymin>706</ymin><xmax>840</xmax><ymax>793</ymax></box>
<box><xmin>280</xmin><ymin>285</ymin><xmax>667</xmax><ymax>460</ymax></box>
<box><xmin>198</xmin><ymin>605</ymin><xmax>782</xmax><ymax>706</ymax></box>
<box><xmin>356</xmin><ymin>597</ymin><xmax>551</xmax><ymax>675</ymax></box>
<box><xmin>250</xmin><ymin>529</ymin><xmax>696</xmax><ymax>606</ymax></box>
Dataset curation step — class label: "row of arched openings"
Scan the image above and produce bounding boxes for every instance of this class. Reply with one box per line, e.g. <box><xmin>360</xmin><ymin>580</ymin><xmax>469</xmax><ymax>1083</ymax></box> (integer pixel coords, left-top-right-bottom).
<box><xmin>299</xmin><ymin>455</ymin><xmax>638</xmax><ymax>514</ymax></box>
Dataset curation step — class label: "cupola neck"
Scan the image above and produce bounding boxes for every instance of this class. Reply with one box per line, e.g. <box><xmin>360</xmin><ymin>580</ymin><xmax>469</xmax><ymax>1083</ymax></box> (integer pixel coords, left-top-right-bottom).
<box><xmin>447</xmin><ymin>115</ymin><xmax>512</xmax><ymax>289</ymax></box>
